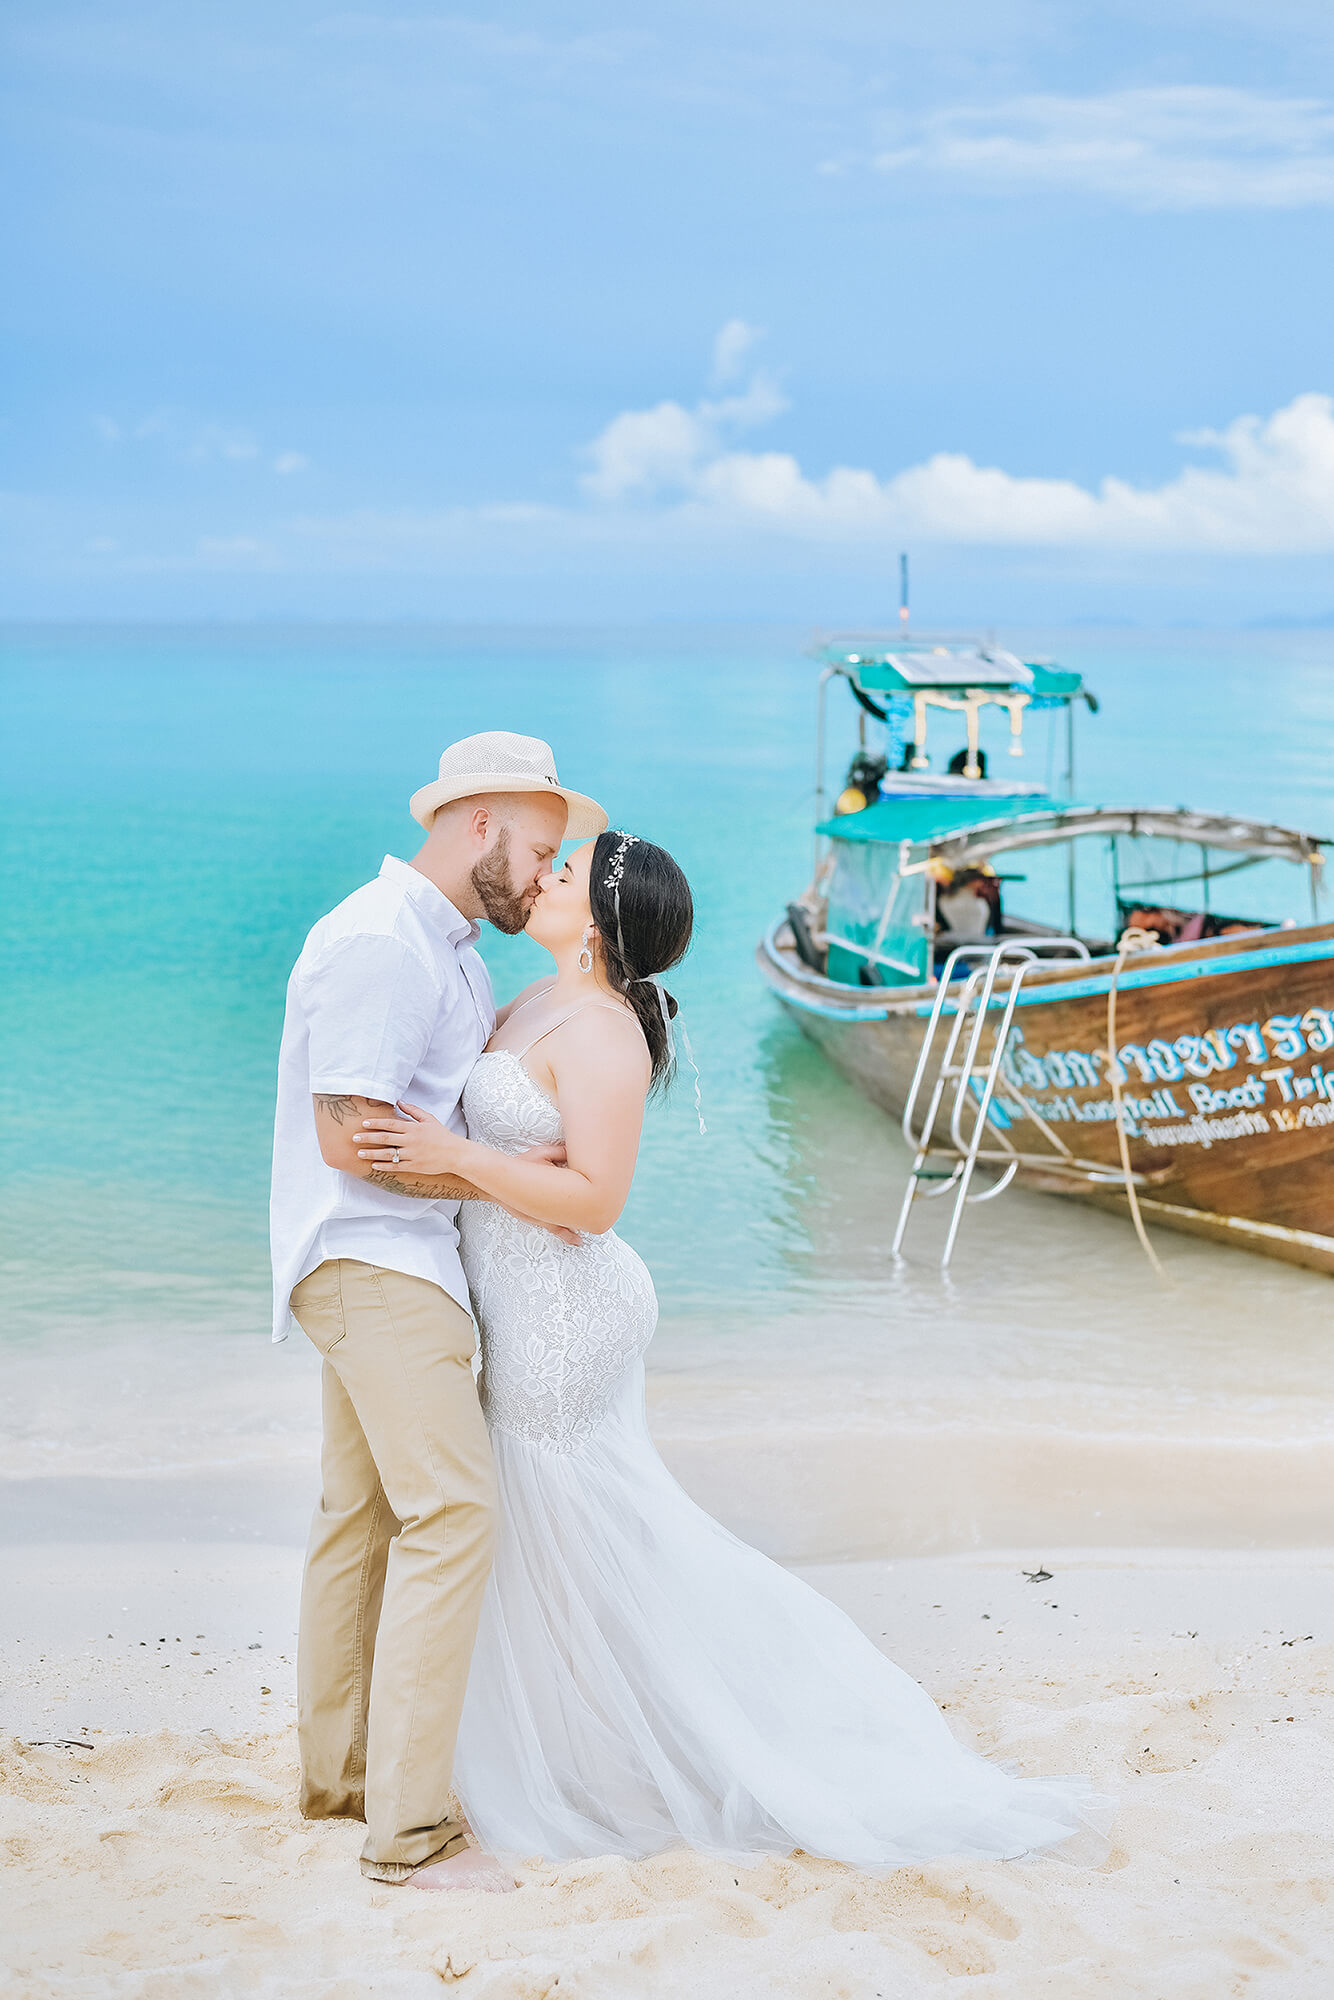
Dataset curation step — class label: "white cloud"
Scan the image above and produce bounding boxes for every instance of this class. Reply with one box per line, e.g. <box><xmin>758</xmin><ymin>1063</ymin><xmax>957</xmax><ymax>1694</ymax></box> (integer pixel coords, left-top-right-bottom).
<box><xmin>582</xmin><ymin>399</ymin><xmax>712</xmax><ymax>503</ymax></box>
<box><xmin>582</xmin><ymin>330</ymin><xmax>787</xmax><ymax>502</ymax></box>
<box><xmin>273</xmin><ymin>451</ymin><xmax>308</xmax><ymax>475</ymax></box>
<box><xmin>583</xmin><ymin>375</ymin><xmax>1334</xmax><ymax>553</ymax></box>
<box><xmin>861</xmin><ymin>87</ymin><xmax>1334</xmax><ymax>210</ymax></box>
<box><xmin>566</xmin><ymin>323</ymin><xmax>1334</xmax><ymax>553</ymax></box>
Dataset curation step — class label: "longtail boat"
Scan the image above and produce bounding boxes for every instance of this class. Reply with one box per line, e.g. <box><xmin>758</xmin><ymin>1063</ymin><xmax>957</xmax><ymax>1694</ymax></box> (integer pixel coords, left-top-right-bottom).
<box><xmin>757</xmin><ymin>634</ymin><xmax>1334</xmax><ymax>1273</ymax></box>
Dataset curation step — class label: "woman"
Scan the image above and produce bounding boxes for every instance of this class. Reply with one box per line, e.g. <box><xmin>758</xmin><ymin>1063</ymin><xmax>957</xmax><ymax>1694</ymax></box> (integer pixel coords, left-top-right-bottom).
<box><xmin>354</xmin><ymin>831</ymin><xmax>1106</xmax><ymax>1867</ymax></box>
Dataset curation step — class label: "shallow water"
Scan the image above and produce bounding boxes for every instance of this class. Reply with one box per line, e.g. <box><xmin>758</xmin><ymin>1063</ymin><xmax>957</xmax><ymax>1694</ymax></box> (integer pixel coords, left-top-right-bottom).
<box><xmin>3</xmin><ymin>621</ymin><xmax>1332</xmax><ymax>1408</ymax></box>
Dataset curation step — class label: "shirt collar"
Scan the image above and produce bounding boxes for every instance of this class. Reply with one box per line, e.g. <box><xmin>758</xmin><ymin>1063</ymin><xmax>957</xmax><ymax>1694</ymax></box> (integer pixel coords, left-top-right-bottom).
<box><xmin>379</xmin><ymin>855</ymin><xmax>481</xmax><ymax>948</ymax></box>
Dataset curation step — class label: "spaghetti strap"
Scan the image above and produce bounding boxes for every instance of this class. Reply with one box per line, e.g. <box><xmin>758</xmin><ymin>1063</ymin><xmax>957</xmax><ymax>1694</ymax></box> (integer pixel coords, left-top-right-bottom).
<box><xmin>514</xmin><ymin>1000</ymin><xmax>635</xmax><ymax>1060</ymax></box>
<box><xmin>501</xmin><ymin>981</ymin><xmax>556</xmax><ymax>1035</ymax></box>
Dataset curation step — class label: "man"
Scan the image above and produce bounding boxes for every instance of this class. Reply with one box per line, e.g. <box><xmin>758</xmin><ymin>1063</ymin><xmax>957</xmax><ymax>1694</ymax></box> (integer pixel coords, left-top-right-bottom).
<box><xmin>270</xmin><ymin>731</ymin><xmax>607</xmax><ymax>1890</ymax></box>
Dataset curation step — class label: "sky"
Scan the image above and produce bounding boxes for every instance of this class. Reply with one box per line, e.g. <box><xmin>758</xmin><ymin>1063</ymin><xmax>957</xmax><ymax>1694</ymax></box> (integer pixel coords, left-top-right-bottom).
<box><xmin>4</xmin><ymin>0</ymin><xmax>1334</xmax><ymax>623</ymax></box>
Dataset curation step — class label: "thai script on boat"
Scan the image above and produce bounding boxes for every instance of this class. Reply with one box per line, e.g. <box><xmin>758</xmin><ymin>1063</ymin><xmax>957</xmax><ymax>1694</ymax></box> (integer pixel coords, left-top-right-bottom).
<box><xmin>1001</xmin><ymin>1008</ymin><xmax>1334</xmax><ymax>1093</ymax></box>
<box><xmin>1122</xmin><ymin>1108</ymin><xmax>1270</xmax><ymax>1150</ymax></box>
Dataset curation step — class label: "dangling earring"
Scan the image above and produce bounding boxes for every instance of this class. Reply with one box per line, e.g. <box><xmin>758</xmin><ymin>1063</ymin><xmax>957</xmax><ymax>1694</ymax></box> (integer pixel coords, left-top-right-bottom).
<box><xmin>578</xmin><ymin>928</ymin><xmax>594</xmax><ymax>974</ymax></box>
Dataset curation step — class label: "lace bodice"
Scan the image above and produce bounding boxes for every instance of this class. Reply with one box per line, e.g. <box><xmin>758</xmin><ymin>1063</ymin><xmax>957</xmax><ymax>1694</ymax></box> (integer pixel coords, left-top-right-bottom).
<box><xmin>458</xmin><ymin>1050</ymin><xmax>658</xmax><ymax>1452</ymax></box>
<box><xmin>461</xmin><ymin>1045</ymin><xmax>565</xmax><ymax>1156</ymax></box>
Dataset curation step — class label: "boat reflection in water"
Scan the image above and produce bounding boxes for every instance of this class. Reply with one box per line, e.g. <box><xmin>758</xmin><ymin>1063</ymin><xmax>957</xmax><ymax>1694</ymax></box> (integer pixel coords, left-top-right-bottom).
<box><xmin>758</xmin><ymin>632</ymin><xmax>1334</xmax><ymax>1274</ymax></box>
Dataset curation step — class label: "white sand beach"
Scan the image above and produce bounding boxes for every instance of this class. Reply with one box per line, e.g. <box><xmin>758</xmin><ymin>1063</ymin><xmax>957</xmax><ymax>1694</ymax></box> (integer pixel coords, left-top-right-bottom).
<box><xmin>4</xmin><ymin>1542</ymin><xmax>1332</xmax><ymax>1999</ymax></box>
<box><xmin>4</xmin><ymin>1297</ymin><xmax>1333</xmax><ymax>1999</ymax></box>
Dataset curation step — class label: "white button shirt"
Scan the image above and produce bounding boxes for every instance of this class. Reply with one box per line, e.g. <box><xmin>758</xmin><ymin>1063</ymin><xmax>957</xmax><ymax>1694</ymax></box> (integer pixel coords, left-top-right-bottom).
<box><xmin>269</xmin><ymin>856</ymin><xmax>496</xmax><ymax>1342</ymax></box>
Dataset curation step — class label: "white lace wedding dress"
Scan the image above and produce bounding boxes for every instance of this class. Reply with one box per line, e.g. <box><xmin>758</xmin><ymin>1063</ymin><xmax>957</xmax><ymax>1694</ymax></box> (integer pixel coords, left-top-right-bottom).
<box><xmin>452</xmin><ymin>1042</ymin><xmax>1106</xmax><ymax>1867</ymax></box>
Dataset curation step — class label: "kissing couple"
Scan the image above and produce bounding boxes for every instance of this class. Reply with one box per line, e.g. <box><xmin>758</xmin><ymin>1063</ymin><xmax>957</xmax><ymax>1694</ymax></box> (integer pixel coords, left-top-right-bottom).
<box><xmin>270</xmin><ymin>731</ymin><xmax>1104</xmax><ymax>1891</ymax></box>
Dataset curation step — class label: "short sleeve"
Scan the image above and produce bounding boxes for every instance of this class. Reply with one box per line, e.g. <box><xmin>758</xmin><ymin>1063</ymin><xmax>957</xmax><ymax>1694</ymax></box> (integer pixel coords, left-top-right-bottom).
<box><xmin>299</xmin><ymin>933</ymin><xmax>440</xmax><ymax>1105</ymax></box>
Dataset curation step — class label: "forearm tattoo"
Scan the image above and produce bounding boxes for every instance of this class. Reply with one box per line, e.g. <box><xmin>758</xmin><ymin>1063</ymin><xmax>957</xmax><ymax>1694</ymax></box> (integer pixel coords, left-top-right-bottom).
<box><xmin>369</xmin><ymin>1169</ymin><xmax>486</xmax><ymax>1201</ymax></box>
<box><xmin>312</xmin><ymin>1094</ymin><xmax>483</xmax><ymax>1199</ymax></box>
<box><xmin>314</xmin><ymin>1094</ymin><xmax>362</xmax><ymax>1125</ymax></box>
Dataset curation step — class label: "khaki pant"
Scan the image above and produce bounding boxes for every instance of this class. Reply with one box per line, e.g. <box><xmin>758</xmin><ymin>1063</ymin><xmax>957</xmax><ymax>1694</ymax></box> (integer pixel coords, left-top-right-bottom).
<box><xmin>290</xmin><ymin>1259</ymin><xmax>495</xmax><ymax>1881</ymax></box>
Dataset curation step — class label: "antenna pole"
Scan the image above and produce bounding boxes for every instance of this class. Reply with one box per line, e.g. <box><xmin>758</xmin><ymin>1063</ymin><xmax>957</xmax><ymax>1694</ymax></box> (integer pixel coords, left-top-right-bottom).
<box><xmin>899</xmin><ymin>552</ymin><xmax>909</xmax><ymax>634</ymax></box>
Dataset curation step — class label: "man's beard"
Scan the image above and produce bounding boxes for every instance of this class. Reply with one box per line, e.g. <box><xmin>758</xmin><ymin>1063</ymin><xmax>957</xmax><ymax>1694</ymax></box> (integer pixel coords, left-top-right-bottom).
<box><xmin>470</xmin><ymin>827</ymin><xmax>533</xmax><ymax>935</ymax></box>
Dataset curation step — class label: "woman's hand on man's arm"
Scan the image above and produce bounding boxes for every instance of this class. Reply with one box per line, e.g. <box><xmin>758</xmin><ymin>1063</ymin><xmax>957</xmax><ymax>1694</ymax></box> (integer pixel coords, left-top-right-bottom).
<box><xmin>313</xmin><ymin>1093</ymin><xmax>575</xmax><ymax>1239</ymax></box>
<box><xmin>353</xmin><ymin>1011</ymin><xmax>648</xmax><ymax>1235</ymax></box>
<box><xmin>312</xmin><ymin>1093</ymin><xmax>478</xmax><ymax>1191</ymax></box>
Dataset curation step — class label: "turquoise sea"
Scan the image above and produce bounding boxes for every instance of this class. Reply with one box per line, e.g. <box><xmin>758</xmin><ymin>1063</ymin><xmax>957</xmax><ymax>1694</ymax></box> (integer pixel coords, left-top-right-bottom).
<box><xmin>5</xmin><ymin>622</ymin><xmax>1334</xmax><ymax>1357</ymax></box>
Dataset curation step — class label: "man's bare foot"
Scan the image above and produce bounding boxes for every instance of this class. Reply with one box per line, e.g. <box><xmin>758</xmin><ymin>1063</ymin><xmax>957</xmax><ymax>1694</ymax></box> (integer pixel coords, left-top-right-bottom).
<box><xmin>409</xmin><ymin>1846</ymin><xmax>517</xmax><ymax>1893</ymax></box>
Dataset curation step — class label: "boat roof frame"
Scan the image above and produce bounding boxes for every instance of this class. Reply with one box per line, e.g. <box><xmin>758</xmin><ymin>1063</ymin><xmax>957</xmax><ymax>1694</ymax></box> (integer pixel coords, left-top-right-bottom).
<box><xmin>894</xmin><ymin>804</ymin><xmax>1327</xmax><ymax>872</ymax></box>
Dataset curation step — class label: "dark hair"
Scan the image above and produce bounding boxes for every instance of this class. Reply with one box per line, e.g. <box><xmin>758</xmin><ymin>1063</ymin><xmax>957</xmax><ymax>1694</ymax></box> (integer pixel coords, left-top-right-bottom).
<box><xmin>588</xmin><ymin>832</ymin><xmax>694</xmax><ymax>1089</ymax></box>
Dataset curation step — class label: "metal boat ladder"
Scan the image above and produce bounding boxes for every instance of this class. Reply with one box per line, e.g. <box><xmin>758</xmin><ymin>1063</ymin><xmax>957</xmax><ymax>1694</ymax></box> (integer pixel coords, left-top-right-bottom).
<box><xmin>891</xmin><ymin>939</ymin><xmax>1090</xmax><ymax>1269</ymax></box>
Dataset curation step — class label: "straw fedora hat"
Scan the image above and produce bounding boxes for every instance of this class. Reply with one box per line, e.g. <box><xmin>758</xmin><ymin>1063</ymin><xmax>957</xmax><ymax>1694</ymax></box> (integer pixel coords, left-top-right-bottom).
<box><xmin>409</xmin><ymin>731</ymin><xmax>608</xmax><ymax>838</ymax></box>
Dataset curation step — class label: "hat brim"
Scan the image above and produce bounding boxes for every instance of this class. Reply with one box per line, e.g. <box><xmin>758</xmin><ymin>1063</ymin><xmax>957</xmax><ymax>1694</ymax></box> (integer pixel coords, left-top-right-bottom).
<box><xmin>409</xmin><ymin>773</ymin><xmax>609</xmax><ymax>839</ymax></box>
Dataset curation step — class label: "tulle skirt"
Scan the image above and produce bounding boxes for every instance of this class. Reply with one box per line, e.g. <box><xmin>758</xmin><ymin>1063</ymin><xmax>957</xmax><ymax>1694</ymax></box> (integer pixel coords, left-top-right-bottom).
<box><xmin>452</xmin><ymin>1365</ymin><xmax>1110</xmax><ymax>1867</ymax></box>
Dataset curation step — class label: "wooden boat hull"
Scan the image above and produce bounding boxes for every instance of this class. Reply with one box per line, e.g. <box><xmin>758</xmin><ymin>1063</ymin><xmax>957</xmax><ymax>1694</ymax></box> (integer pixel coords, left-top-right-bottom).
<box><xmin>758</xmin><ymin>919</ymin><xmax>1334</xmax><ymax>1273</ymax></box>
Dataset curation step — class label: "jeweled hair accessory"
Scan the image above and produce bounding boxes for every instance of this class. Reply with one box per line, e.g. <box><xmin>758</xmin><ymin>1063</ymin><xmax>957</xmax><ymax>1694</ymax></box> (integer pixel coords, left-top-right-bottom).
<box><xmin>603</xmin><ymin>830</ymin><xmax>639</xmax><ymax>960</ymax></box>
<box><xmin>603</xmin><ymin>830</ymin><xmax>639</xmax><ymax>889</ymax></box>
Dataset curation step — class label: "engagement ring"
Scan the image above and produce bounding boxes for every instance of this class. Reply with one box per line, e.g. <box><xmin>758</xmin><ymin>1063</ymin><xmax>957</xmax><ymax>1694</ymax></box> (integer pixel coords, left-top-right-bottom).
<box><xmin>392</xmin><ymin>1149</ymin><xmax>400</xmax><ymax>1165</ymax></box>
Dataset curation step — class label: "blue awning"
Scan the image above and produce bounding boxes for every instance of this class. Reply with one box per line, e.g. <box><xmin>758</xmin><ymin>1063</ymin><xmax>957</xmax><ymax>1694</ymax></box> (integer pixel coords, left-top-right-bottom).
<box><xmin>817</xmin><ymin>792</ymin><xmax>1068</xmax><ymax>846</ymax></box>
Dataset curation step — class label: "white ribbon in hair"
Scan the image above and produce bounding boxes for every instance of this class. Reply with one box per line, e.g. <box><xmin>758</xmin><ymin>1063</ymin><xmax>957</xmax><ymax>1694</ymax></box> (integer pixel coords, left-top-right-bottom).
<box><xmin>648</xmin><ymin>977</ymin><xmax>707</xmax><ymax>1135</ymax></box>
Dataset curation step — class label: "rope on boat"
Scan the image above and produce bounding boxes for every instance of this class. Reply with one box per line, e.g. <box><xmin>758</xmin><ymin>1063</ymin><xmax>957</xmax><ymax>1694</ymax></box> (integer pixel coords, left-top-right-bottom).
<box><xmin>1106</xmin><ymin>927</ymin><xmax>1170</xmax><ymax>1283</ymax></box>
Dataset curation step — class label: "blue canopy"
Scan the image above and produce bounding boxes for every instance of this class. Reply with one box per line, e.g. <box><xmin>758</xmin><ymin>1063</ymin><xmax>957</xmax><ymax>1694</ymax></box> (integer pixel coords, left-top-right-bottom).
<box><xmin>816</xmin><ymin>791</ymin><xmax>1071</xmax><ymax>847</ymax></box>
